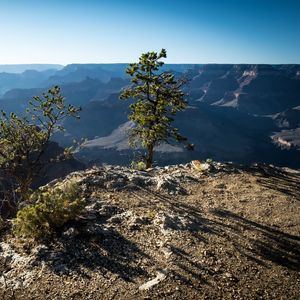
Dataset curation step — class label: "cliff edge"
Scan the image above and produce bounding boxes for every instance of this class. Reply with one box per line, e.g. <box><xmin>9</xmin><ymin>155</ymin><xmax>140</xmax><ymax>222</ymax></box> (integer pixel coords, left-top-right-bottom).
<box><xmin>0</xmin><ymin>162</ymin><xmax>299</xmax><ymax>299</ymax></box>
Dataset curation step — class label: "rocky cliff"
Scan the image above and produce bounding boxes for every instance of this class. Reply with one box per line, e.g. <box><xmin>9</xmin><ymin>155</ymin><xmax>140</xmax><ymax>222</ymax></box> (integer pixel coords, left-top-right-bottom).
<box><xmin>0</xmin><ymin>161</ymin><xmax>299</xmax><ymax>299</ymax></box>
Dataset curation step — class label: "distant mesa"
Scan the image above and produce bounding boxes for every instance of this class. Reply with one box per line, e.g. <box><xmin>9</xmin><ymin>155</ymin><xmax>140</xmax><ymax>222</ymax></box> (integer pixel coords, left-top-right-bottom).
<box><xmin>0</xmin><ymin>64</ymin><xmax>63</xmax><ymax>73</ymax></box>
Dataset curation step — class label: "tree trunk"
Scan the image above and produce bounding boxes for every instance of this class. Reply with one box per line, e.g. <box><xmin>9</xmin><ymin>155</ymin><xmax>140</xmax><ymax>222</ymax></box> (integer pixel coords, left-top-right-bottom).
<box><xmin>145</xmin><ymin>144</ymin><xmax>154</xmax><ymax>168</ymax></box>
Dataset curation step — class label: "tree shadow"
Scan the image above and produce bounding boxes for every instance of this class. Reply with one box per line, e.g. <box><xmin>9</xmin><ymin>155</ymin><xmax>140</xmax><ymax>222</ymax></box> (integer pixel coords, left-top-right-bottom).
<box><xmin>170</xmin><ymin>245</ymin><xmax>211</xmax><ymax>286</ymax></box>
<box><xmin>133</xmin><ymin>188</ymin><xmax>243</xmax><ymax>286</ymax></box>
<box><xmin>139</xmin><ymin>187</ymin><xmax>300</xmax><ymax>274</ymax></box>
<box><xmin>246</xmin><ymin>164</ymin><xmax>300</xmax><ymax>200</ymax></box>
<box><xmin>211</xmin><ymin>208</ymin><xmax>300</xmax><ymax>271</ymax></box>
<box><xmin>33</xmin><ymin>203</ymin><xmax>149</xmax><ymax>282</ymax></box>
<box><xmin>141</xmin><ymin>187</ymin><xmax>240</xmax><ymax>238</ymax></box>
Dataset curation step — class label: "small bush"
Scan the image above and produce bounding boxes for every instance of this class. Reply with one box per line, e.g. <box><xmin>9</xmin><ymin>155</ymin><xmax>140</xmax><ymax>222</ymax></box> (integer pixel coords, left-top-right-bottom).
<box><xmin>131</xmin><ymin>160</ymin><xmax>147</xmax><ymax>171</ymax></box>
<box><xmin>14</xmin><ymin>182</ymin><xmax>86</xmax><ymax>240</ymax></box>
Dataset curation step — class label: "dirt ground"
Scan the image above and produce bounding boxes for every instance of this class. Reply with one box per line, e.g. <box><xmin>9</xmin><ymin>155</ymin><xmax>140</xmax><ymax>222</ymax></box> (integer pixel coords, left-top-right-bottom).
<box><xmin>0</xmin><ymin>164</ymin><xmax>299</xmax><ymax>299</ymax></box>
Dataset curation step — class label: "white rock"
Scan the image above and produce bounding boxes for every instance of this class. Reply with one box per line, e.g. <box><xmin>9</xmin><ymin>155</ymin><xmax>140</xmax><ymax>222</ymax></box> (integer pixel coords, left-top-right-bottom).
<box><xmin>139</xmin><ymin>270</ymin><xmax>167</xmax><ymax>291</ymax></box>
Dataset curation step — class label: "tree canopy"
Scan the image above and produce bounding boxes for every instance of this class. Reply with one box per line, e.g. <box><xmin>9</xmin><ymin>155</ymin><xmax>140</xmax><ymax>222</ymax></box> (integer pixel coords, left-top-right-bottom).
<box><xmin>120</xmin><ymin>49</ymin><xmax>191</xmax><ymax>168</ymax></box>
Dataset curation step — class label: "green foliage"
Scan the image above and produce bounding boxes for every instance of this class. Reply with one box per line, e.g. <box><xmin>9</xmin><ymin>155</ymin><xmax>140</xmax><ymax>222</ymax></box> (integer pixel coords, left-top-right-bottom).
<box><xmin>0</xmin><ymin>86</ymin><xmax>81</xmax><ymax>205</ymax></box>
<box><xmin>130</xmin><ymin>160</ymin><xmax>147</xmax><ymax>171</ymax></box>
<box><xmin>14</xmin><ymin>182</ymin><xmax>85</xmax><ymax>240</ymax></box>
<box><xmin>120</xmin><ymin>49</ymin><xmax>190</xmax><ymax>168</ymax></box>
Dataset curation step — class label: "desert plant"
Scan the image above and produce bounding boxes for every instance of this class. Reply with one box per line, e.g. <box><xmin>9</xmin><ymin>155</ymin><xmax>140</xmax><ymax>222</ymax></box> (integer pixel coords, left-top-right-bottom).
<box><xmin>14</xmin><ymin>182</ymin><xmax>86</xmax><ymax>240</ymax></box>
<box><xmin>120</xmin><ymin>49</ymin><xmax>192</xmax><ymax>168</ymax></box>
<box><xmin>130</xmin><ymin>160</ymin><xmax>147</xmax><ymax>171</ymax></box>
<box><xmin>0</xmin><ymin>86</ymin><xmax>81</xmax><ymax>215</ymax></box>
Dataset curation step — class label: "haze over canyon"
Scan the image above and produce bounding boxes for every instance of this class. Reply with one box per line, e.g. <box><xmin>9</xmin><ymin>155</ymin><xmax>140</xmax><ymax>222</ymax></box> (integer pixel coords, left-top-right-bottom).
<box><xmin>0</xmin><ymin>63</ymin><xmax>299</xmax><ymax>169</ymax></box>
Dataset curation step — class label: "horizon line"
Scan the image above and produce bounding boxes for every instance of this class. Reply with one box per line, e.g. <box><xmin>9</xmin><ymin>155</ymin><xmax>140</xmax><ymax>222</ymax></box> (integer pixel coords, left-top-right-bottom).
<box><xmin>1</xmin><ymin>62</ymin><xmax>300</xmax><ymax>66</ymax></box>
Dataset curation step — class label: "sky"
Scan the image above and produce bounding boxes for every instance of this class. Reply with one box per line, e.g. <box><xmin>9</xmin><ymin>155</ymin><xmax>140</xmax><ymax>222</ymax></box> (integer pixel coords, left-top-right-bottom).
<box><xmin>0</xmin><ymin>0</ymin><xmax>299</xmax><ymax>64</ymax></box>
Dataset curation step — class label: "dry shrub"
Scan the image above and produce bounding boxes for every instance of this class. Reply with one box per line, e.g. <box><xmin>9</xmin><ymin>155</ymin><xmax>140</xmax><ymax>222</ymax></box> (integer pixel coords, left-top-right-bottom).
<box><xmin>14</xmin><ymin>182</ymin><xmax>86</xmax><ymax>240</ymax></box>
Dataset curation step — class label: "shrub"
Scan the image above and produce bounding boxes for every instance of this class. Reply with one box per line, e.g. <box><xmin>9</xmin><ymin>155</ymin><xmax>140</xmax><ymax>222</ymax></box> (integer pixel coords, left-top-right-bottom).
<box><xmin>131</xmin><ymin>160</ymin><xmax>147</xmax><ymax>171</ymax></box>
<box><xmin>14</xmin><ymin>182</ymin><xmax>86</xmax><ymax>240</ymax></box>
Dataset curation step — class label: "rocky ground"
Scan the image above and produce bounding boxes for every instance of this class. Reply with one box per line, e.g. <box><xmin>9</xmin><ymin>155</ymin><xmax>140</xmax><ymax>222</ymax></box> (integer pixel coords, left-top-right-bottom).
<box><xmin>0</xmin><ymin>161</ymin><xmax>299</xmax><ymax>299</ymax></box>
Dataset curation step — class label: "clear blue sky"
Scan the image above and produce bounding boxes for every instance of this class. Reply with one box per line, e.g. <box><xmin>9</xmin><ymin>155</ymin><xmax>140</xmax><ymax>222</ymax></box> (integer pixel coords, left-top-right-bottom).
<box><xmin>0</xmin><ymin>0</ymin><xmax>299</xmax><ymax>64</ymax></box>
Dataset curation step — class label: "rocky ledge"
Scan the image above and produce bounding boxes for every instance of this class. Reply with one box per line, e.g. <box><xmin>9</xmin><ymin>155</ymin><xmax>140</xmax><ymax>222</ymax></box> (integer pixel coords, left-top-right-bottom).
<box><xmin>46</xmin><ymin>160</ymin><xmax>244</xmax><ymax>195</ymax></box>
<box><xmin>0</xmin><ymin>161</ymin><xmax>299</xmax><ymax>299</ymax></box>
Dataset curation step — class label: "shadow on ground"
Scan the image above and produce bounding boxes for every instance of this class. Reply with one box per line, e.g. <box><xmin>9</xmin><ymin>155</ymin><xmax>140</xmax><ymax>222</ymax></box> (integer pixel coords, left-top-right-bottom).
<box><xmin>32</xmin><ymin>169</ymin><xmax>300</xmax><ymax>289</ymax></box>
<box><xmin>212</xmin><ymin>208</ymin><xmax>300</xmax><ymax>271</ymax></box>
<box><xmin>143</xmin><ymin>186</ymin><xmax>300</xmax><ymax>274</ymax></box>
<box><xmin>247</xmin><ymin>164</ymin><xmax>300</xmax><ymax>200</ymax></box>
<box><xmin>33</xmin><ymin>203</ymin><xmax>149</xmax><ymax>282</ymax></box>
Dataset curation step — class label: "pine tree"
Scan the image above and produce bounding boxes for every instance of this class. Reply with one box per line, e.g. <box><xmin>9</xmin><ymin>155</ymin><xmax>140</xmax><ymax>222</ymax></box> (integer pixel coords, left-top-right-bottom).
<box><xmin>120</xmin><ymin>49</ymin><xmax>191</xmax><ymax>168</ymax></box>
